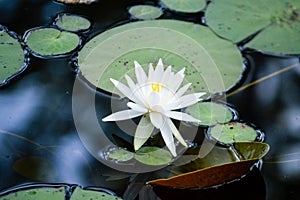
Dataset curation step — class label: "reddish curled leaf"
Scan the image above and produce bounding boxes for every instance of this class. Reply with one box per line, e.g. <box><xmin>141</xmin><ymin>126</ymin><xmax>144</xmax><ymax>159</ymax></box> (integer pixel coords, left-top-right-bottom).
<box><xmin>147</xmin><ymin>159</ymin><xmax>257</xmax><ymax>189</ymax></box>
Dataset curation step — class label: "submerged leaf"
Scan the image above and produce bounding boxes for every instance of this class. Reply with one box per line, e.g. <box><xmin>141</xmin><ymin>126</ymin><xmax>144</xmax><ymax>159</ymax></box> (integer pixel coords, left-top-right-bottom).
<box><xmin>135</xmin><ymin>146</ymin><xmax>172</xmax><ymax>166</ymax></box>
<box><xmin>70</xmin><ymin>187</ymin><xmax>122</xmax><ymax>200</ymax></box>
<box><xmin>25</xmin><ymin>27</ymin><xmax>80</xmax><ymax>57</ymax></box>
<box><xmin>55</xmin><ymin>13</ymin><xmax>91</xmax><ymax>32</ymax></box>
<box><xmin>129</xmin><ymin>5</ymin><xmax>162</xmax><ymax>20</ymax></box>
<box><xmin>205</xmin><ymin>0</ymin><xmax>300</xmax><ymax>55</ymax></box>
<box><xmin>0</xmin><ymin>187</ymin><xmax>65</xmax><ymax>200</ymax></box>
<box><xmin>13</xmin><ymin>156</ymin><xmax>58</xmax><ymax>182</ymax></box>
<box><xmin>0</xmin><ymin>27</ymin><xmax>25</xmax><ymax>85</ymax></box>
<box><xmin>78</xmin><ymin>20</ymin><xmax>243</xmax><ymax>96</ymax></box>
<box><xmin>186</xmin><ymin>102</ymin><xmax>233</xmax><ymax>126</ymax></box>
<box><xmin>148</xmin><ymin>159</ymin><xmax>257</xmax><ymax>188</ymax></box>
<box><xmin>209</xmin><ymin>122</ymin><xmax>258</xmax><ymax>145</ymax></box>
<box><xmin>161</xmin><ymin>0</ymin><xmax>206</xmax><ymax>13</ymax></box>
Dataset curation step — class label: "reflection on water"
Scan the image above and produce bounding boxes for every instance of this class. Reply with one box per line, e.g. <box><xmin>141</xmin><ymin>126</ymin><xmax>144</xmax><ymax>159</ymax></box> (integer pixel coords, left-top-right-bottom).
<box><xmin>0</xmin><ymin>1</ymin><xmax>299</xmax><ymax>200</ymax></box>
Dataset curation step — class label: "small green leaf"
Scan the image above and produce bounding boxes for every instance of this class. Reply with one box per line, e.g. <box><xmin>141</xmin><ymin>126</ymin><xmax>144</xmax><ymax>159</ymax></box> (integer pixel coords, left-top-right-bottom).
<box><xmin>186</xmin><ymin>102</ymin><xmax>233</xmax><ymax>126</ymax></box>
<box><xmin>25</xmin><ymin>27</ymin><xmax>80</xmax><ymax>57</ymax></box>
<box><xmin>0</xmin><ymin>28</ymin><xmax>25</xmax><ymax>85</ymax></box>
<box><xmin>234</xmin><ymin>142</ymin><xmax>270</xmax><ymax>160</ymax></box>
<box><xmin>129</xmin><ymin>5</ymin><xmax>162</xmax><ymax>20</ymax></box>
<box><xmin>108</xmin><ymin>148</ymin><xmax>134</xmax><ymax>162</ymax></box>
<box><xmin>205</xmin><ymin>0</ymin><xmax>300</xmax><ymax>55</ymax></box>
<box><xmin>135</xmin><ymin>146</ymin><xmax>172</xmax><ymax>166</ymax></box>
<box><xmin>209</xmin><ymin>122</ymin><xmax>258</xmax><ymax>145</ymax></box>
<box><xmin>0</xmin><ymin>187</ymin><xmax>65</xmax><ymax>200</ymax></box>
<box><xmin>70</xmin><ymin>187</ymin><xmax>122</xmax><ymax>200</ymax></box>
<box><xmin>55</xmin><ymin>13</ymin><xmax>91</xmax><ymax>32</ymax></box>
<box><xmin>161</xmin><ymin>0</ymin><xmax>206</xmax><ymax>13</ymax></box>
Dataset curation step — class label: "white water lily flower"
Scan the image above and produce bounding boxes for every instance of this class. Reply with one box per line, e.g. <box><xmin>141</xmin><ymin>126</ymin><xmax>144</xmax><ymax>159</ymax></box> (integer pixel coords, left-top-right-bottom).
<box><xmin>102</xmin><ymin>59</ymin><xmax>206</xmax><ymax>156</ymax></box>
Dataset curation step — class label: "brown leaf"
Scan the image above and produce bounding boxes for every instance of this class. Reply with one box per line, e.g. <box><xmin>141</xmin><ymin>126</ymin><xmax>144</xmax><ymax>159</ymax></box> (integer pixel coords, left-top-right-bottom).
<box><xmin>147</xmin><ymin>159</ymin><xmax>257</xmax><ymax>189</ymax></box>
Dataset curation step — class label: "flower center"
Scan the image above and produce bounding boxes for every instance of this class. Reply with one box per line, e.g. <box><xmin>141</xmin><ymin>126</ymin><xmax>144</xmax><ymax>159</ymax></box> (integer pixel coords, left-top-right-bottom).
<box><xmin>151</xmin><ymin>82</ymin><xmax>163</xmax><ymax>93</ymax></box>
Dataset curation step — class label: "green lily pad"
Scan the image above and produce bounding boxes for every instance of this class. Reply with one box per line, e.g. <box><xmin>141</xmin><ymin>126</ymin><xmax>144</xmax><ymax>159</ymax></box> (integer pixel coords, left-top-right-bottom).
<box><xmin>234</xmin><ymin>142</ymin><xmax>270</xmax><ymax>160</ymax></box>
<box><xmin>55</xmin><ymin>13</ymin><xmax>91</xmax><ymax>32</ymax></box>
<box><xmin>129</xmin><ymin>5</ymin><xmax>162</xmax><ymax>20</ymax></box>
<box><xmin>209</xmin><ymin>122</ymin><xmax>258</xmax><ymax>145</ymax></box>
<box><xmin>78</xmin><ymin>20</ymin><xmax>243</xmax><ymax>96</ymax></box>
<box><xmin>185</xmin><ymin>102</ymin><xmax>233</xmax><ymax>126</ymax></box>
<box><xmin>205</xmin><ymin>0</ymin><xmax>300</xmax><ymax>55</ymax></box>
<box><xmin>0</xmin><ymin>187</ymin><xmax>65</xmax><ymax>200</ymax></box>
<box><xmin>135</xmin><ymin>146</ymin><xmax>172</xmax><ymax>166</ymax></box>
<box><xmin>71</xmin><ymin>187</ymin><xmax>122</xmax><ymax>200</ymax></box>
<box><xmin>0</xmin><ymin>27</ymin><xmax>25</xmax><ymax>85</ymax></box>
<box><xmin>161</xmin><ymin>0</ymin><xmax>206</xmax><ymax>13</ymax></box>
<box><xmin>108</xmin><ymin>148</ymin><xmax>134</xmax><ymax>162</ymax></box>
<box><xmin>25</xmin><ymin>27</ymin><xmax>80</xmax><ymax>57</ymax></box>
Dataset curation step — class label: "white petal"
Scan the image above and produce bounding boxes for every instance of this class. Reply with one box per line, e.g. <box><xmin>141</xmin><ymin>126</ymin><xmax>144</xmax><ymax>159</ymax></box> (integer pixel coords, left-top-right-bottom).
<box><xmin>161</xmin><ymin>65</ymin><xmax>172</xmax><ymax>85</ymax></box>
<box><xmin>102</xmin><ymin>109</ymin><xmax>144</xmax><ymax>121</ymax></box>
<box><xmin>170</xmin><ymin>68</ymin><xmax>185</xmax><ymax>92</ymax></box>
<box><xmin>153</xmin><ymin>58</ymin><xmax>164</xmax><ymax>82</ymax></box>
<box><xmin>125</xmin><ymin>75</ymin><xmax>147</xmax><ymax>107</ymax></box>
<box><xmin>134</xmin><ymin>115</ymin><xmax>154</xmax><ymax>151</ymax></box>
<box><xmin>175</xmin><ymin>83</ymin><xmax>192</xmax><ymax>98</ymax></box>
<box><xmin>127</xmin><ymin>102</ymin><xmax>148</xmax><ymax>113</ymax></box>
<box><xmin>110</xmin><ymin>78</ymin><xmax>136</xmax><ymax>102</ymax></box>
<box><xmin>164</xmin><ymin>111</ymin><xmax>200</xmax><ymax>123</ymax></box>
<box><xmin>148</xmin><ymin>91</ymin><xmax>160</xmax><ymax>107</ymax></box>
<box><xmin>175</xmin><ymin>92</ymin><xmax>206</xmax><ymax>109</ymax></box>
<box><xmin>166</xmin><ymin>118</ymin><xmax>187</xmax><ymax>147</ymax></box>
<box><xmin>149</xmin><ymin>112</ymin><xmax>165</xmax><ymax>129</ymax></box>
<box><xmin>148</xmin><ymin>63</ymin><xmax>155</xmax><ymax>81</ymax></box>
<box><xmin>134</xmin><ymin>61</ymin><xmax>147</xmax><ymax>86</ymax></box>
<box><xmin>160</xmin><ymin>119</ymin><xmax>176</xmax><ymax>156</ymax></box>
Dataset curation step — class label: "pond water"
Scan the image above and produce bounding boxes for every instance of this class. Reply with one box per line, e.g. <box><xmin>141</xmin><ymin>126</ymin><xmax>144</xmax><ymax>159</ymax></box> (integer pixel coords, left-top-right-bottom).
<box><xmin>0</xmin><ymin>0</ymin><xmax>300</xmax><ymax>200</ymax></box>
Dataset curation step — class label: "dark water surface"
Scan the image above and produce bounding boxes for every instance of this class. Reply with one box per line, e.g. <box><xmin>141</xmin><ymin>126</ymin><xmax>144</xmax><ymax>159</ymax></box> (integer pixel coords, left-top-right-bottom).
<box><xmin>0</xmin><ymin>0</ymin><xmax>300</xmax><ymax>200</ymax></box>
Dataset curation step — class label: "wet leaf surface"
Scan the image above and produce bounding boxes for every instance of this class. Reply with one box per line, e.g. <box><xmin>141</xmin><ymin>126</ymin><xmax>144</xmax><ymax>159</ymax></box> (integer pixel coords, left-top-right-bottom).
<box><xmin>135</xmin><ymin>147</ymin><xmax>172</xmax><ymax>166</ymax></box>
<box><xmin>25</xmin><ymin>27</ymin><xmax>80</xmax><ymax>57</ymax></box>
<box><xmin>55</xmin><ymin>14</ymin><xmax>91</xmax><ymax>32</ymax></box>
<box><xmin>205</xmin><ymin>0</ymin><xmax>300</xmax><ymax>55</ymax></box>
<box><xmin>186</xmin><ymin>102</ymin><xmax>233</xmax><ymax>126</ymax></box>
<box><xmin>108</xmin><ymin>148</ymin><xmax>134</xmax><ymax>162</ymax></box>
<box><xmin>148</xmin><ymin>159</ymin><xmax>258</xmax><ymax>188</ymax></box>
<box><xmin>161</xmin><ymin>0</ymin><xmax>206</xmax><ymax>13</ymax></box>
<box><xmin>0</xmin><ymin>187</ymin><xmax>65</xmax><ymax>200</ymax></box>
<box><xmin>71</xmin><ymin>187</ymin><xmax>122</xmax><ymax>200</ymax></box>
<box><xmin>234</xmin><ymin>142</ymin><xmax>270</xmax><ymax>160</ymax></box>
<box><xmin>0</xmin><ymin>27</ymin><xmax>25</xmax><ymax>85</ymax></box>
<box><xmin>129</xmin><ymin>5</ymin><xmax>162</xmax><ymax>20</ymax></box>
<box><xmin>78</xmin><ymin>19</ymin><xmax>243</xmax><ymax>96</ymax></box>
<box><xmin>209</xmin><ymin>122</ymin><xmax>258</xmax><ymax>145</ymax></box>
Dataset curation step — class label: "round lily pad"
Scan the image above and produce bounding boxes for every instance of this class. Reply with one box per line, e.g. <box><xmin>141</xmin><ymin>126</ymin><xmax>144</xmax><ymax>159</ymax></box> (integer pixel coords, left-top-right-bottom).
<box><xmin>129</xmin><ymin>5</ymin><xmax>163</xmax><ymax>20</ymax></box>
<box><xmin>0</xmin><ymin>186</ymin><xmax>66</xmax><ymax>200</ymax></box>
<box><xmin>24</xmin><ymin>27</ymin><xmax>80</xmax><ymax>57</ymax></box>
<box><xmin>185</xmin><ymin>102</ymin><xmax>234</xmax><ymax>126</ymax></box>
<box><xmin>205</xmin><ymin>0</ymin><xmax>300</xmax><ymax>55</ymax></box>
<box><xmin>135</xmin><ymin>146</ymin><xmax>172</xmax><ymax>166</ymax></box>
<box><xmin>107</xmin><ymin>148</ymin><xmax>134</xmax><ymax>162</ymax></box>
<box><xmin>71</xmin><ymin>187</ymin><xmax>122</xmax><ymax>200</ymax></box>
<box><xmin>55</xmin><ymin>13</ymin><xmax>91</xmax><ymax>32</ymax></box>
<box><xmin>0</xmin><ymin>26</ymin><xmax>25</xmax><ymax>86</ymax></box>
<box><xmin>78</xmin><ymin>20</ymin><xmax>243</xmax><ymax>96</ymax></box>
<box><xmin>161</xmin><ymin>0</ymin><xmax>206</xmax><ymax>13</ymax></box>
<box><xmin>208</xmin><ymin>122</ymin><xmax>258</xmax><ymax>145</ymax></box>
